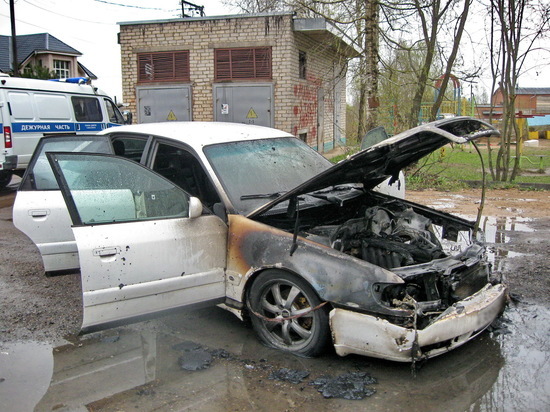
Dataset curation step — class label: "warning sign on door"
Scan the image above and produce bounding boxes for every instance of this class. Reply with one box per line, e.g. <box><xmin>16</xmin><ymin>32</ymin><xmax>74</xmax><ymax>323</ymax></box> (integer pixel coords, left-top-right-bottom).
<box><xmin>246</xmin><ymin>108</ymin><xmax>258</xmax><ymax>119</ymax></box>
<box><xmin>167</xmin><ymin>110</ymin><xmax>177</xmax><ymax>121</ymax></box>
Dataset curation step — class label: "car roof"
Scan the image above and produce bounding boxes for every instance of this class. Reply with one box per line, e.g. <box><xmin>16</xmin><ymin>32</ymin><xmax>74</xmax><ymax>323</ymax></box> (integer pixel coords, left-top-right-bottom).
<box><xmin>100</xmin><ymin>121</ymin><xmax>295</xmax><ymax>149</ymax></box>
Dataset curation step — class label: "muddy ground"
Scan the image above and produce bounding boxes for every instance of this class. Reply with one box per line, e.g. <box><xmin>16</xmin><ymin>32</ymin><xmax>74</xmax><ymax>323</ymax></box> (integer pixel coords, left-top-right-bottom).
<box><xmin>406</xmin><ymin>188</ymin><xmax>550</xmax><ymax>305</ymax></box>
<box><xmin>1</xmin><ymin>184</ymin><xmax>549</xmax><ymax>411</ymax></box>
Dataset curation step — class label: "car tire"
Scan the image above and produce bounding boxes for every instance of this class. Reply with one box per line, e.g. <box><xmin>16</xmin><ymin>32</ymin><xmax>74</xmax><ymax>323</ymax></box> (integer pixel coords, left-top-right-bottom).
<box><xmin>0</xmin><ymin>171</ymin><xmax>12</xmax><ymax>189</ymax></box>
<box><xmin>247</xmin><ymin>269</ymin><xmax>330</xmax><ymax>357</ymax></box>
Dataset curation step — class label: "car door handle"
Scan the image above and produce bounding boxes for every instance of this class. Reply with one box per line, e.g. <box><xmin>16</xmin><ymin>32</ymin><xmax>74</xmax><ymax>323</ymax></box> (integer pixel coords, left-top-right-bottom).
<box><xmin>29</xmin><ymin>209</ymin><xmax>50</xmax><ymax>218</ymax></box>
<box><xmin>93</xmin><ymin>247</ymin><xmax>121</xmax><ymax>257</ymax></box>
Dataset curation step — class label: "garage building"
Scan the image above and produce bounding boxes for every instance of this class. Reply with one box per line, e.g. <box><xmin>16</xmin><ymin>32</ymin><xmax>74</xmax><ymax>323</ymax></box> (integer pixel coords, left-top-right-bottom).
<box><xmin>118</xmin><ymin>12</ymin><xmax>359</xmax><ymax>152</ymax></box>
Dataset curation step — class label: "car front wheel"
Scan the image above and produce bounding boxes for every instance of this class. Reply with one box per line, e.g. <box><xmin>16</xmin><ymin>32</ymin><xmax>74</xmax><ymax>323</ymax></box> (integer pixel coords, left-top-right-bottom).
<box><xmin>247</xmin><ymin>270</ymin><xmax>330</xmax><ymax>357</ymax></box>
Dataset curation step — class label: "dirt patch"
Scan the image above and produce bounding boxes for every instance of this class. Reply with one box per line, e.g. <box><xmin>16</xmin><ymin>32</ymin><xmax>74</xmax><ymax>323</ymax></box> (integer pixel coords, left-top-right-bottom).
<box><xmin>0</xmin><ymin>191</ymin><xmax>82</xmax><ymax>344</ymax></box>
<box><xmin>405</xmin><ymin>188</ymin><xmax>550</xmax><ymax>219</ymax></box>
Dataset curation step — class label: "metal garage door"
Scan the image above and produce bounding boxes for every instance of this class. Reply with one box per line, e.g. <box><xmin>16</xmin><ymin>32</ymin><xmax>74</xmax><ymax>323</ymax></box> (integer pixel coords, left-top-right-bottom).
<box><xmin>214</xmin><ymin>84</ymin><xmax>273</xmax><ymax>127</ymax></box>
<box><xmin>137</xmin><ymin>86</ymin><xmax>192</xmax><ymax>123</ymax></box>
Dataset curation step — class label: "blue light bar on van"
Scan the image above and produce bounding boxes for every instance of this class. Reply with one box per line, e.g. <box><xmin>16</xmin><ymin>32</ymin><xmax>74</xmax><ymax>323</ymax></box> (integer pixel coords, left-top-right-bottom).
<box><xmin>49</xmin><ymin>77</ymin><xmax>90</xmax><ymax>85</ymax></box>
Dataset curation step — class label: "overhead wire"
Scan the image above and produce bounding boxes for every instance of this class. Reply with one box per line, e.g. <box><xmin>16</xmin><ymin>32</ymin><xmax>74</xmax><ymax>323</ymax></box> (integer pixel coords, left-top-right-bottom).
<box><xmin>20</xmin><ymin>0</ymin><xmax>177</xmax><ymax>26</ymax></box>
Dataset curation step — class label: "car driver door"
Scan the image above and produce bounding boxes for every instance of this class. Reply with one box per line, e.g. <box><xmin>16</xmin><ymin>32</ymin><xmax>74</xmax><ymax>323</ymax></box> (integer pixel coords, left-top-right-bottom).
<box><xmin>47</xmin><ymin>152</ymin><xmax>227</xmax><ymax>331</ymax></box>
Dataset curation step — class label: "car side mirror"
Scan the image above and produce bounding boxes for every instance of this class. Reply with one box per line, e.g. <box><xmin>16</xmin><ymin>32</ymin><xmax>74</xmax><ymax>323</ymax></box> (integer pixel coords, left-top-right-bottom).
<box><xmin>188</xmin><ymin>197</ymin><xmax>203</xmax><ymax>219</ymax></box>
<box><xmin>122</xmin><ymin>110</ymin><xmax>133</xmax><ymax>125</ymax></box>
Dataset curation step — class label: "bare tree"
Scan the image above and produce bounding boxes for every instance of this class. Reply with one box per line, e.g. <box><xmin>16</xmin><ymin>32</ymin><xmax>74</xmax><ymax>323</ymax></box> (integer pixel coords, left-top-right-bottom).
<box><xmin>220</xmin><ymin>0</ymin><xmax>284</xmax><ymax>13</ymax></box>
<box><xmin>379</xmin><ymin>1</ymin><xmax>474</xmax><ymax>129</ymax></box>
<box><xmin>487</xmin><ymin>0</ymin><xmax>550</xmax><ymax>182</ymax></box>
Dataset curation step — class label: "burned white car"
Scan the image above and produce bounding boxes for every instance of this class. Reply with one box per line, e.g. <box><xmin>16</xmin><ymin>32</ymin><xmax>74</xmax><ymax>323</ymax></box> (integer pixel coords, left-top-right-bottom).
<box><xmin>14</xmin><ymin>118</ymin><xmax>507</xmax><ymax>362</ymax></box>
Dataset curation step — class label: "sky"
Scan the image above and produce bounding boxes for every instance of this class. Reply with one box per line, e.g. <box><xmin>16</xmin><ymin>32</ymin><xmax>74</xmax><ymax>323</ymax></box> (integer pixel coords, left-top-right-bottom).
<box><xmin>1</xmin><ymin>0</ymin><xmax>548</xmax><ymax>105</ymax></box>
<box><xmin>0</xmin><ymin>0</ymin><xmax>236</xmax><ymax>101</ymax></box>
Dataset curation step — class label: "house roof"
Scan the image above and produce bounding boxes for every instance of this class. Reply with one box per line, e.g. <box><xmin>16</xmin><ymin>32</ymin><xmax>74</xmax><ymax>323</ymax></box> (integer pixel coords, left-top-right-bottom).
<box><xmin>0</xmin><ymin>36</ymin><xmax>11</xmax><ymax>72</ymax></box>
<box><xmin>78</xmin><ymin>62</ymin><xmax>97</xmax><ymax>80</ymax></box>
<box><xmin>0</xmin><ymin>33</ymin><xmax>81</xmax><ymax>72</ymax></box>
<box><xmin>515</xmin><ymin>87</ymin><xmax>550</xmax><ymax>95</ymax></box>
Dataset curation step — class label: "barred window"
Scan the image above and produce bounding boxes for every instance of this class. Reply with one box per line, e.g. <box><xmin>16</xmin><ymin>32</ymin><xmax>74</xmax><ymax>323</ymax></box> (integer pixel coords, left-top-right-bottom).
<box><xmin>138</xmin><ymin>51</ymin><xmax>190</xmax><ymax>82</ymax></box>
<box><xmin>215</xmin><ymin>47</ymin><xmax>272</xmax><ymax>81</ymax></box>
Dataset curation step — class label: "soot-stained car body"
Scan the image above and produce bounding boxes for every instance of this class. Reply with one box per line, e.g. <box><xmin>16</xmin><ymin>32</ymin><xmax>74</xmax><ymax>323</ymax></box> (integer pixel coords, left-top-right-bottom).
<box><xmin>14</xmin><ymin>118</ymin><xmax>507</xmax><ymax>362</ymax></box>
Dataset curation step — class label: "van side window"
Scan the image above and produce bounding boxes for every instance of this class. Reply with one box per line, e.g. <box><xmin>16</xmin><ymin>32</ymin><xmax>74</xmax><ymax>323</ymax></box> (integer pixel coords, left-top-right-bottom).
<box><xmin>71</xmin><ymin>97</ymin><xmax>102</xmax><ymax>122</ymax></box>
<box><xmin>104</xmin><ymin>98</ymin><xmax>124</xmax><ymax>124</ymax></box>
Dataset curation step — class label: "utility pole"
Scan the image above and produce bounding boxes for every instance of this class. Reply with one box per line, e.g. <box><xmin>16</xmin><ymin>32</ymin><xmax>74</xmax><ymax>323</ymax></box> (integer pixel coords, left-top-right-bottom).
<box><xmin>10</xmin><ymin>0</ymin><xmax>19</xmax><ymax>76</ymax></box>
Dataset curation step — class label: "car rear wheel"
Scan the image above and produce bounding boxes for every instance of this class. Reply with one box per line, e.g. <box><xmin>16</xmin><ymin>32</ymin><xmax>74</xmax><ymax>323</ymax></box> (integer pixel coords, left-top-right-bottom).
<box><xmin>247</xmin><ymin>270</ymin><xmax>330</xmax><ymax>357</ymax></box>
<box><xmin>0</xmin><ymin>171</ymin><xmax>12</xmax><ymax>189</ymax></box>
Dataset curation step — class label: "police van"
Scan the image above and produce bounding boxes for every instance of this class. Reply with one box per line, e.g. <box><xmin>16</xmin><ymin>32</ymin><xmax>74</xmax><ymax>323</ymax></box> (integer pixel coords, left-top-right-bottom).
<box><xmin>0</xmin><ymin>75</ymin><xmax>128</xmax><ymax>188</ymax></box>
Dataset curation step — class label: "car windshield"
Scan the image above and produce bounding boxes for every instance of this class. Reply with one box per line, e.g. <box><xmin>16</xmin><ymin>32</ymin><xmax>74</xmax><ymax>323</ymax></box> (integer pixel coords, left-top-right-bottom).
<box><xmin>203</xmin><ymin>137</ymin><xmax>332</xmax><ymax>215</ymax></box>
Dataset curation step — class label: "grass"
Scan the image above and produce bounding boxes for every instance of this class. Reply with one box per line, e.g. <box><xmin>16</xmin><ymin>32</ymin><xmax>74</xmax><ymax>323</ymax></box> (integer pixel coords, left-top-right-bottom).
<box><xmin>412</xmin><ymin>144</ymin><xmax>550</xmax><ymax>186</ymax></box>
<box><xmin>328</xmin><ymin>141</ymin><xmax>550</xmax><ymax>190</ymax></box>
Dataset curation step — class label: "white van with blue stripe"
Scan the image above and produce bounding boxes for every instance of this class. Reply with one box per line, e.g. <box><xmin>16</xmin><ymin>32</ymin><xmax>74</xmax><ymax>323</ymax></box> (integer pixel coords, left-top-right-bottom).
<box><xmin>0</xmin><ymin>75</ymin><xmax>127</xmax><ymax>188</ymax></box>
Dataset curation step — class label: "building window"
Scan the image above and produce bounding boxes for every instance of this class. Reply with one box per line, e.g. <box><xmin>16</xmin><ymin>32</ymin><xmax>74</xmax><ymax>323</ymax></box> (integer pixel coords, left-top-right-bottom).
<box><xmin>299</xmin><ymin>51</ymin><xmax>307</xmax><ymax>79</ymax></box>
<box><xmin>138</xmin><ymin>51</ymin><xmax>190</xmax><ymax>82</ymax></box>
<box><xmin>54</xmin><ymin>60</ymin><xmax>70</xmax><ymax>78</ymax></box>
<box><xmin>215</xmin><ymin>47</ymin><xmax>272</xmax><ymax>81</ymax></box>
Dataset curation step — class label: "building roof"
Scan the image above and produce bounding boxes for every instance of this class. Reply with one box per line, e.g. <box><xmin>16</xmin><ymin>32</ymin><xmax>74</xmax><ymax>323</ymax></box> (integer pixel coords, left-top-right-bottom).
<box><xmin>0</xmin><ymin>33</ymin><xmax>81</xmax><ymax>72</ymax></box>
<box><xmin>515</xmin><ymin>87</ymin><xmax>550</xmax><ymax>95</ymax></box>
<box><xmin>118</xmin><ymin>11</ymin><xmax>295</xmax><ymax>26</ymax></box>
<box><xmin>0</xmin><ymin>36</ymin><xmax>10</xmax><ymax>72</ymax></box>
<box><xmin>294</xmin><ymin>18</ymin><xmax>361</xmax><ymax>58</ymax></box>
<box><xmin>78</xmin><ymin>62</ymin><xmax>97</xmax><ymax>80</ymax></box>
<box><xmin>118</xmin><ymin>12</ymin><xmax>360</xmax><ymax>58</ymax></box>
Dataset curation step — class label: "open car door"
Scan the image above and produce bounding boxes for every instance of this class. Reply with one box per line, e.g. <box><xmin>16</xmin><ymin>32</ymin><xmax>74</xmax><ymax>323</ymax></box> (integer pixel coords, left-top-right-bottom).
<box><xmin>13</xmin><ymin>135</ymin><xmax>114</xmax><ymax>272</ymax></box>
<box><xmin>47</xmin><ymin>152</ymin><xmax>227</xmax><ymax>331</ymax></box>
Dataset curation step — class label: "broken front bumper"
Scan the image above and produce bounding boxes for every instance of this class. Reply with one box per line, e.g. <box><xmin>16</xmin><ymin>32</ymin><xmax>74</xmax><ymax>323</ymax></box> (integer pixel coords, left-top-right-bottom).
<box><xmin>330</xmin><ymin>283</ymin><xmax>507</xmax><ymax>362</ymax></box>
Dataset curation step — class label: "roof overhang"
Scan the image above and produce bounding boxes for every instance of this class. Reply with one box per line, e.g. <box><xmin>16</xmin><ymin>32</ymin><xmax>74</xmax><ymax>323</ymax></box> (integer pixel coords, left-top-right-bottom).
<box><xmin>293</xmin><ymin>18</ymin><xmax>361</xmax><ymax>58</ymax></box>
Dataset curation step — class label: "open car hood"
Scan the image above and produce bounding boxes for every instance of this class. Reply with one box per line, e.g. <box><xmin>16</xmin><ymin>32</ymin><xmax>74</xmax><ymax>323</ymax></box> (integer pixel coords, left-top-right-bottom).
<box><xmin>248</xmin><ymin>117</ymin><xmax>499</xmax><ymax>218</ymax></box>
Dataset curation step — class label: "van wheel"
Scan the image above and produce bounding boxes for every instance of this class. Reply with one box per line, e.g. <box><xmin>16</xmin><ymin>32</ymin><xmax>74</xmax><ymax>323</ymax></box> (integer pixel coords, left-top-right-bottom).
<box><xmin>247</xmin><ymin>270</ymin><xmax>330</xmax><ymax>357</ymax></box>
<box><xmin>0</xmin><ymin>171</ymin><xmax>12</xmax><ymax>189</ymax></box>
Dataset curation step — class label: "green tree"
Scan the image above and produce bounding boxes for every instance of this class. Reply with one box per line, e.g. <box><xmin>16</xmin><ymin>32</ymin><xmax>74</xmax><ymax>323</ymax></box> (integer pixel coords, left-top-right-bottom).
<box><xmin>21</xmin><ymin>64</ymin><xmax>56</xmax><ymax>80</ymax></box>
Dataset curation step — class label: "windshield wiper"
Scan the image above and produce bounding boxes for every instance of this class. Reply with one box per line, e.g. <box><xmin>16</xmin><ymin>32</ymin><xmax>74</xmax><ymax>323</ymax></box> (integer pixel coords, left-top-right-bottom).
<box><xmin>240</xmin><ymin>191</ymin><xmax>286</xmax><ymax>200</ymax></box>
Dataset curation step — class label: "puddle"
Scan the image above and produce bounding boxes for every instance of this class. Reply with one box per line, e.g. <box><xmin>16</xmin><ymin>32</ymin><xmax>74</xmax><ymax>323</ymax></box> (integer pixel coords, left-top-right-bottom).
<box><xmin>475</xmin><ymin>302</ymin><xmax>550</xmax><ymax>411</ymax></box>
<box><xmin>478</xmin><ymin>216</ymin><xmax>535</xmax><ymax>244</ymax></box>
<box><xmin>1</xmin><ymin>303</ymin><xmax>548</xmax><ymax>411</ymax></box>
<box><xmin>0</xmin><ymin>341</ymin><xmax>53</xmax><ymax>412</ymax></box>
<box><xmin>425</xmin><ymin>199</ymin><xmax>456</xmax><ymax>209</ymax></box>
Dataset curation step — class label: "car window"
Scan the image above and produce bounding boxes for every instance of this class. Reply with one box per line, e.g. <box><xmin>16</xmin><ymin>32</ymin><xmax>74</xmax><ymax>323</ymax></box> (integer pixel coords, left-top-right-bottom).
<box><xmin>203</xmin><ymin>137</ymin><xmax>331</xmax><ymax>214</ymax></box>
<box><xmin>22</xmin><ymin>137</ymin><xmax>112</xmax><ymax>191</ymax></box>
<box><xmin>152</xmin><ymin>142</ymin><xmax>220</xmax><ymax>208</ymax></box>
<box><xmin>48</xmin><ymin>153</ymin><xmax>190</xmax><ymax>225</ymax></box>
<box><xmin>111</xmin><ymin>137</ymin><xmax>148</xmax><ymax>162</ymax></box>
